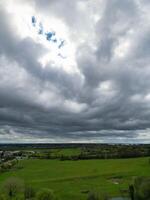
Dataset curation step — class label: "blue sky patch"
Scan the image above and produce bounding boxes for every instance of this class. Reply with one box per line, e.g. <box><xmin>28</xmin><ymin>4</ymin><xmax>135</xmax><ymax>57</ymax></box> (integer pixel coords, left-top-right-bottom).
<box><xmin>32</xmin><ymin>16</ymin><xmax>36</xmax><ymax>26</ymax></box>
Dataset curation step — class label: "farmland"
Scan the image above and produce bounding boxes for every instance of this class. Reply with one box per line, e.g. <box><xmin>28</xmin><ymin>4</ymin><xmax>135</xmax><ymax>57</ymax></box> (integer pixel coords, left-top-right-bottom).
<box><xmin>0</xmin><ymin>156</ymin><xmax>149</xmax><ymax>200</ymax></box>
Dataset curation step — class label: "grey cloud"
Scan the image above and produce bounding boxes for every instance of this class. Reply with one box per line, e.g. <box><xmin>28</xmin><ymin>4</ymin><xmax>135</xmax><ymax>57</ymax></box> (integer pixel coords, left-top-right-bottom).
<box><xmin>0</xmin><ymin>0</ymin><xmax>150</xmax><ymax>143</ymax></box>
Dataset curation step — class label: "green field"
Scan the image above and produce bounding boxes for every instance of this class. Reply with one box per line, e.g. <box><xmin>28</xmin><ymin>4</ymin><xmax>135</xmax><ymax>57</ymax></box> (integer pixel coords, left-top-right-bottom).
<box><xmin>0</xmin><ymin>157</ymin><xmax>149</xmax><ymax>200</ymax></box>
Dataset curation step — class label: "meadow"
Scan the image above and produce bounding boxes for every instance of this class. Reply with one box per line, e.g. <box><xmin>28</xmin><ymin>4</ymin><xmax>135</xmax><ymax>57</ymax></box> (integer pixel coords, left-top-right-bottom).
<box><xmin>0</xmin><ymin>157</ymin><xmax>149</xmax><ymax>200</ymax></box>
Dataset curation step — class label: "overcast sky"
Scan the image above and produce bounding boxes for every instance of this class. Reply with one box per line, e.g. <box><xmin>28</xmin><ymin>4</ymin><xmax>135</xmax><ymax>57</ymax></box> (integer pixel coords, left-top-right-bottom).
<box><xmin>0</xmin><ymin>0</ymin><xmax>150</xmax><ymax>143</ymax></box>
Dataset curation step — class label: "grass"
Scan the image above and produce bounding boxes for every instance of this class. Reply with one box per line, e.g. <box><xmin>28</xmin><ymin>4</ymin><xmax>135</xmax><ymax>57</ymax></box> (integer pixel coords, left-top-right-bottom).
<box><xmin>0</xmin><ymin>157</ymin><xmax>149</xmax><ymax>200</ymax></box>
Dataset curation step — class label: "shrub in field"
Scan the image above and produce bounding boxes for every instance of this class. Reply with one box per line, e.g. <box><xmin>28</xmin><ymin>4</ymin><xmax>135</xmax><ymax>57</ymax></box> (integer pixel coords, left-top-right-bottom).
<box><xmin>1</xmin><ymin>162</ymin><xmax>12</xmax><ymax>170</ymax></box>
<box><xmin>129</xmin><ymin>184</ymin><xmax>134</xmax><ymax>200</ymax></box>
<box><xmin>36</xmin><ymin>189</ymin><xmax>55</xmax><ymax>200</ymax></box>
<box><xmin>129</xmin><ymin>177</ymin><xmax>150</xmax><ymax>200</ymax></box>
<box><xmin>0</xmin><ymin>159</ymin><xmax>18</xmax><ymax>172</ymax></box>
<box><xmin>24</xmin><ymin>185</ymin><xmax>36</xmax><ymax>199</ymax></box>
<box><xmin>139</xmin><ymin>181</ymin><xmax>150</xmax><ymax>199</ymax></box>
<box><xmin>3</xmin><ymin>177</ymin><xmax>24</xmax><ymax>199</ymax></box>
<box><xmin>87</xmin><ymin>191</ymin><xmax>99</xmax><ymax>200</ymax></box>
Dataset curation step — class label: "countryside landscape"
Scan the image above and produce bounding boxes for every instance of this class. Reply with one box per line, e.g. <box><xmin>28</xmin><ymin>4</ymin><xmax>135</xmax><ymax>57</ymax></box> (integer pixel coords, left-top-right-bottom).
<box><xmin>0</xmin><ymin>144</ymin><xmax>149</xmax><ymax>199</ymax></box>
<box><xmin>0</xmin><ymin>0</ymin><xmax>150</xmax><ymax>199</ymax></box>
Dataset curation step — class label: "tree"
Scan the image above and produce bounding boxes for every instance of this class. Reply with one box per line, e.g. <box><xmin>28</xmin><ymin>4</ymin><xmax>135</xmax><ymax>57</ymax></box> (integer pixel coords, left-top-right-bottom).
<box><xmin>3</xmin><ymin>177</ymin><xmax>24</xmax><ymax>199</ymax></box>
<box><xmin>36</xmin><ymin>189</ymin><xmax>55</xmax><ymax>200</ymax></box>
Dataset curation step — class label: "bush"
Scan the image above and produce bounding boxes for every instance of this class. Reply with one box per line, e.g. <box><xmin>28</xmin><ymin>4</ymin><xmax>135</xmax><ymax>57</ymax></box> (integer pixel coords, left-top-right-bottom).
<box><xmin>36</xmin><ymin>189</ymin><xmax>55</xmax><ymax>200</ymax></box>
<box><xmin>3</xmin><ymin>177</ymin><xmax>24</xmax><ymax>198</ymax></box>
<box><xmin>24</xmin><ymin>185</ymin><xmax>36</xmax><ymax>199</ymax></box>
<box><xmin>137</xmin><ymin>180</ymin><xmax>150</xmax><ymax>199</ymax></box>
<box><xmin>129</xmin><ymin>184</ymin><xmax>134</xmax><ymax>200</ymax></box>
<box><xmin>87</xmin><ymin>191</ymin><xmax>99</xmax><ymax>200</ymax></box>
<box><xmin>130</xmin><ymin>177</ymin><xmax>150</xmax><ymax>200</ymax></box>
<box><xmin>1</xmin><ymin>162</ymin><xmax>12</xmax><ymax>170</ymax></box>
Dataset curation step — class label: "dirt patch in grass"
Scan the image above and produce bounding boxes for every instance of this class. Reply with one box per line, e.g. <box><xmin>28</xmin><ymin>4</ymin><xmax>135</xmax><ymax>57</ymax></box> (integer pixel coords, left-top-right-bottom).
<box><xmin>108</xmin><ymin>175</ymin><xmax>123</xmax><ymax>185</ymax></box>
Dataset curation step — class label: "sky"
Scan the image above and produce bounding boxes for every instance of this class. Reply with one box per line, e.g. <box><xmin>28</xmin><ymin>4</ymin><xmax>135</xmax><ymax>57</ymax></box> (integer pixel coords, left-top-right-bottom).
<box><xmin>0</xmin><ymin>0</ymin><xmax>150</xmax><ymax>143</ymax></box>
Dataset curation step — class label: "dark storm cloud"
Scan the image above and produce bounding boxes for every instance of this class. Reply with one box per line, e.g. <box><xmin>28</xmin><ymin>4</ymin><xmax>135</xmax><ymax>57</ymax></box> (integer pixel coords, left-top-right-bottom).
<box><xmin>0</xmin><ymin>0</ymin><xmax>150</xmax><ymax>143</ymax></box>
